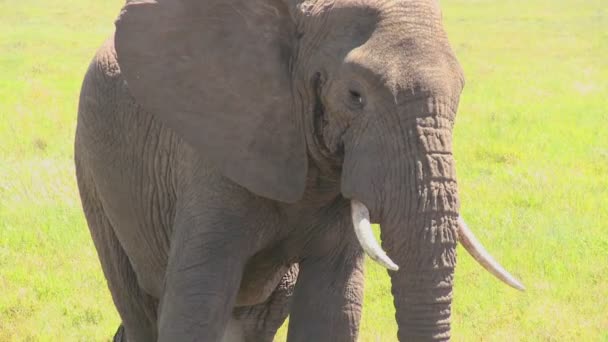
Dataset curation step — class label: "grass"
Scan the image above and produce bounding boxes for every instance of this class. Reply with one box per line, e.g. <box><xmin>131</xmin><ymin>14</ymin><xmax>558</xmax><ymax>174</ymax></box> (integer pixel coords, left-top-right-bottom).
<box><xmin>0</xmin><ymin>0</ymin><xmax>606</xmax><ymax>341</ymax></box>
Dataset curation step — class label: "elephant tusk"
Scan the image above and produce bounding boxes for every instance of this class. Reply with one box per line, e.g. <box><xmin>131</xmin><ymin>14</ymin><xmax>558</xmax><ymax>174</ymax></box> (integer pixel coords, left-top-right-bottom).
<box><xmin>457</xmin><ymin>217</ymin><xmax>525</xmax><ymax>291</ymax></box>
<box><xmin>351</xmin><ymin>200</ymin><xmax>399</xmax><ymax>271</ymax></box>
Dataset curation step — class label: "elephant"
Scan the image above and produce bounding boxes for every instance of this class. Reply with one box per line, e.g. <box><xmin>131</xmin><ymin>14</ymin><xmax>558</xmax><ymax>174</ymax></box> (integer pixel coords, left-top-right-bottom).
<box><xmin>75</xmin><ymin>0</ymin><xmax>524</xmax><ymax>341</ymax></box>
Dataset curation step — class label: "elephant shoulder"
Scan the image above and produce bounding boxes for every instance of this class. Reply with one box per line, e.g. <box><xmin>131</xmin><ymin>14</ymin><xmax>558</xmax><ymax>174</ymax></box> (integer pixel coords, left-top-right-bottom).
<box><xmin>76</xmin><ymin>34</ymin><xmax>148</xmax><ymax>157</ymax></box>
<box><xmin>94</xmin><ymin>36</ymin><xmax>122</xmax><ymax>80</ymax></box>
<box><xmin>80</xmin><ymin>35</ymin><xmax>131</xmax><ymax>104</ymax></box>
<box><xmin>77</xmin><ymin>34</ymin><xmax>144</xmax><ymax>135</ymax></box>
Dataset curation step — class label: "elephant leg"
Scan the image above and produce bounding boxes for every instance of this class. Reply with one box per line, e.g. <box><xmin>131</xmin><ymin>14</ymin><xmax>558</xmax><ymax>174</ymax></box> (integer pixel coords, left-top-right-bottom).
<box><xmin>287</xmin><ymin>244</ymin><xmax>365</xmax><ymax>342</ymax></box>
<box><xmin>231</xmin><ymin>263</ymin><xmax>299</xmax><ymax>342</ymax></box>
<box><xmin>76</xmin><ymin>167</ymin><xmax>158</xmax><ymax>342</ymax></box>
<box><xmin>113</xmin><ymin>325</ymin><xmax>125</xmax><ymax>342</ymax></box>
<box><xmin>220</xmin><ymin>317</ymin><xmax>245</xmax><ymax>342</ymax></box>
<box><xmin>158</xmin><ymin>205</ymin><xmax>264</xmax><ymax>342</ymax></box>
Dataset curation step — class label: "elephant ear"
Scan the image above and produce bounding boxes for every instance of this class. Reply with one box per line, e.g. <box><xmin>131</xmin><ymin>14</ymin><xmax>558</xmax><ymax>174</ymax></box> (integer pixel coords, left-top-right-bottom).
<box><xmin>115</xmin><ymin>0</ymin><xmax>307</xmax><ymax>202</ymax></box>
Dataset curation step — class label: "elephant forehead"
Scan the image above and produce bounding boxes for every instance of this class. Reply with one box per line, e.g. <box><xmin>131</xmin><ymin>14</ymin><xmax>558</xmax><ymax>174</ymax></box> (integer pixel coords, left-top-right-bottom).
<box><xmin>324</xmin><ymin>1</ymin><xmax>463</xmax><ymax>97</ymax></box>
<box><xmin>344</xmin><ymin>40</ymin><xmax>464</xmax><ymax>103</ymax></box>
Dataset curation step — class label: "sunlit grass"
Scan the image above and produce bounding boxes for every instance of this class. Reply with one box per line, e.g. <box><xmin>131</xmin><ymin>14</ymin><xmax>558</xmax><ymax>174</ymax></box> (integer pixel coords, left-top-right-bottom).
<box><xmin>1</xmin><ymin>0</ymin><xmax>606</xmax><ymax>341</ymax></box>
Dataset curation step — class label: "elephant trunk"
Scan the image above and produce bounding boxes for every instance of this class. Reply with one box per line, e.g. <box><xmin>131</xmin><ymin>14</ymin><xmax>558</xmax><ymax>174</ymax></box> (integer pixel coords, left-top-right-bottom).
<box><xmin>343</xmin><ymin>94</ymin><xmax>523</xmax><ymax>339</ymax></box>
<box><xmin>342</xmin><ymin>101</ymin><xmax>460</xmax><ymax>340</ymax></box>
<box><xmin>378</xmin><ymin>145</ymin><xmax>459</xmax><ymax>339</ymax></box>
<box><xmin>382</xmin><ymin>206</ymin><xmax>458</xmax><ymax>341</ymax></box>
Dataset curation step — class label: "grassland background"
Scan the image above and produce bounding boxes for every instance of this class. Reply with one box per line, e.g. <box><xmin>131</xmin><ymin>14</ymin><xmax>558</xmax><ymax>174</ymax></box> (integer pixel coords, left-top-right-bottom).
<box><xmin>1</xmin><ymin>0</ymin><xmax>606</xmax><ymax>341</ymax></box>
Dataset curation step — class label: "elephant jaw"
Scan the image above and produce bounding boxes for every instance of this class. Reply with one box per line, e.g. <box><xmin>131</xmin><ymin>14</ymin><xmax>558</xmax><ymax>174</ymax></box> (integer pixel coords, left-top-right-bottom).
<box><xmin>349</xmin><ymin>199</ymin><xmax>525</xmax><ymax>290</ymax></box>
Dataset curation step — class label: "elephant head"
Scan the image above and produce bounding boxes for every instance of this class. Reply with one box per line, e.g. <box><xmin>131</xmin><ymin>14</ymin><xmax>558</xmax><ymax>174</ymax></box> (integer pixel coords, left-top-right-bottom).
<box><xmin>114</xmin><ymin>0</ymin><xmax>523</xmax><ymax>339</ymax></box>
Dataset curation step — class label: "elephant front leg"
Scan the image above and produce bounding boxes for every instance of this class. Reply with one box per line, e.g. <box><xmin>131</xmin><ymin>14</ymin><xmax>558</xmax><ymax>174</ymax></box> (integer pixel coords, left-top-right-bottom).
<box><xmin>287</xmin><ymin>243</ymin><xmax>365</xmax><ymax>342</ymax></box>
<box><xmin>158</xmin><ymin>211</ymin><xmax>259</xmax><ymax>342</ymax></box>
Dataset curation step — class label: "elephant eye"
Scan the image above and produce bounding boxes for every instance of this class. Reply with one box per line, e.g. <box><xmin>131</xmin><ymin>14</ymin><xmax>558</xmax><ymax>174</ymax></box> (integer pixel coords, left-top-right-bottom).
<box><xmin>347</xmin><ymin>89</ymin><xmax>365</xmax><ymax>109</ymax></box>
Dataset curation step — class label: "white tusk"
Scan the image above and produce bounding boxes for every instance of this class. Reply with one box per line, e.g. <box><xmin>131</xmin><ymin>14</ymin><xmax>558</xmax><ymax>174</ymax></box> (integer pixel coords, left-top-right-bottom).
<box><xmin>457</xmin><ymin>217</ymin><xmax>525</xmax><ymax>291</ymax></box>
<box><xmin>351</xmin><ymin>200</ymin><xmax>399</xmax><ymax>271</ymax></box>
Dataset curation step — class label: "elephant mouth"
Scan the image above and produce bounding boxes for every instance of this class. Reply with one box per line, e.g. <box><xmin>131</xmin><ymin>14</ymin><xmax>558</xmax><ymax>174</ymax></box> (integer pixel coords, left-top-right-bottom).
<box><xmin>349</xmin><ymin>199</ymin><xmax>525</xmax><ymax>291</ymax></box>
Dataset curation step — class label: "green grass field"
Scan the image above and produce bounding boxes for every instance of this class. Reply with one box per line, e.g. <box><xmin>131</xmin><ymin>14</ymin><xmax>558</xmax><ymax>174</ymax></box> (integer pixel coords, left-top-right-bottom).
<box><xmin>1</xmin><ymin>0</ymin><xmax>606</xmax><ymax>340</ymax></box>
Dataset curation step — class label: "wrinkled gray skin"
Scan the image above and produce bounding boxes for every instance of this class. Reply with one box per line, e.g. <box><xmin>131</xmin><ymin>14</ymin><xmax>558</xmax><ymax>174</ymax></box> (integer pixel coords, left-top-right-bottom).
<box><xmin>75</xmin><ymin>0</ymin><xmax>465</xmax><ymax>341</ymax></box>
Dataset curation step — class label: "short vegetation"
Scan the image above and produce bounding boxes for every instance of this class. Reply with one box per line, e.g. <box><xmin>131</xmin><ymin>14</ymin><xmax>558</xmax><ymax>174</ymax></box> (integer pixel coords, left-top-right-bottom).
<box><xmin>1</xmin><ymin>0</ymin><xmax>606</xmax><ymax>340</ymax></box>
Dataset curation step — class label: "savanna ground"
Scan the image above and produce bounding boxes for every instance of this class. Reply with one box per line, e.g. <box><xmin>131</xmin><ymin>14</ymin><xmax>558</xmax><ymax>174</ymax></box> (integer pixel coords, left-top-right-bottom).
<box><xmin>1</xmin><ymin>0</ymin><xmax>606</xmax><ymax>340</ymax></box>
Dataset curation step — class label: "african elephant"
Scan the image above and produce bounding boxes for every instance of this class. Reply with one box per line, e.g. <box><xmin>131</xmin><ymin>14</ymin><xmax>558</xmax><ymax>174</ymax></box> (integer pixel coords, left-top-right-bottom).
<box><xmin>75</xmin><ymin>0</ymin><xmax>524</xmax><ymax>341</ymax></box>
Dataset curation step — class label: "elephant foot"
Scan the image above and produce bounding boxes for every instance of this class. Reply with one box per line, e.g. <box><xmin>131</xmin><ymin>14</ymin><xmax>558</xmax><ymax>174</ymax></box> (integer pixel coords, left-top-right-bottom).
<box><xmin>113</xmin><ymin>324</ymin><xmax>125</xmax><ymax>342</ymax></box>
